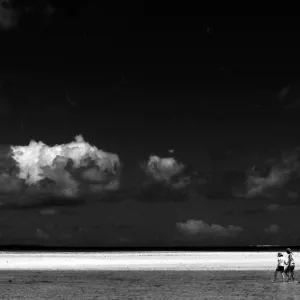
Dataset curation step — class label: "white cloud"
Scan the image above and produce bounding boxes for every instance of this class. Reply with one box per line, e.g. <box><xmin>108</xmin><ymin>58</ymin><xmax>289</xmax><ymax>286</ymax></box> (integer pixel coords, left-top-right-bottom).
<box><xmin>246</xmin><ymin>148</ymin><xmax>300</xmax><ymax>198</ymax></box>
<box><xmin>141</xmin><ymin>155</ymin><xmax>204</xmax><ymax>190</ymax></box>
<box><xmin>142</xmin><ymin>155</ymin><xmax>185</xmax><ymax>183</ymax></box>
<box><xmin>246</xmin><ymin>167</ymin><xmax>290</xmax><ymax>198</ymax></box>
<box><xmin>10</xmin><ymin>135</ymin><xmax>121</xmax><ymax>197</ymax></box>
<box><xmin>176</xmin><ymin>219</ymin><xmax>243</xmax><ymax>238</ymax></box>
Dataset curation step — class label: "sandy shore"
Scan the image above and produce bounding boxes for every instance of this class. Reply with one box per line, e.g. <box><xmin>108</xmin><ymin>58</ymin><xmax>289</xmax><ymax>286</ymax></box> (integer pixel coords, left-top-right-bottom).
<box><xmin>0</xmin><ymin>251</ymin><xmax>297</xmax><ymax>271</ymax></box>
<box><xmin>0</xmin><ymin>252</ymin><xmax>298</xmax><ymax>299</ymax></box>
<box><xmin>0</xmin><ymin>269</ymin><xmax>299</xmax><ymax>300</ymax></box>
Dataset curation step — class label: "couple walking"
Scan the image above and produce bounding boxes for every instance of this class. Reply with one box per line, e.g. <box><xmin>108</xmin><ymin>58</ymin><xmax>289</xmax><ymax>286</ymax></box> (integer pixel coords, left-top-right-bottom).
<box><xmin>273</xmin><ymin>248</ymin><xmax>295</xmax><ymax>282</ymax></box>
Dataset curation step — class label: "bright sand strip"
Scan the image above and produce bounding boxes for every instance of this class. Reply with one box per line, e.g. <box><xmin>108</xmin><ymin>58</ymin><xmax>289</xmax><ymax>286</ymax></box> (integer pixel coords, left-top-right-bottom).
<box><xmin>0</xmin><ymin>251</ymin><xmax>297</xmax><ymax>271</ymax></box>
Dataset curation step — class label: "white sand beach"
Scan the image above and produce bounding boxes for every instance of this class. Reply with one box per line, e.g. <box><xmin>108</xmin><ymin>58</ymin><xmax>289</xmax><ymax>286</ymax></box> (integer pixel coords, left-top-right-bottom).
<box><xmin>0</xmin><ymin>251</ymin><xmax>297</xmax><ymax>271</ymax></box>
<box><xmin>0</xmin><ymin>252</ymin><xmax>299</xmax><ymax>299</ymax></box>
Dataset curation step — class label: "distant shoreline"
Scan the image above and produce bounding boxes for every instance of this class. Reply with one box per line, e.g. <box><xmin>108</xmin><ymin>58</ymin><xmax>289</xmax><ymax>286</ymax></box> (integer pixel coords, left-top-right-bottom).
<box><xmin>0</xmin><ymin>245</ymin><xmax>298</xmax><ymax>252</ymax></box>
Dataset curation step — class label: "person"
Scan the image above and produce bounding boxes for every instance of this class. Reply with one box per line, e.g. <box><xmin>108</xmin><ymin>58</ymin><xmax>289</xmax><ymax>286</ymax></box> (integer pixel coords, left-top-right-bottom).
<box><xmin>272</xmin><ymin>253</ymin><xmax>285</xmax><ymax>282</ymax></box>
<box><xmin>284</xmin><ymin>248</ymin><xmax>295</xmax><ymax>282</ymax></box>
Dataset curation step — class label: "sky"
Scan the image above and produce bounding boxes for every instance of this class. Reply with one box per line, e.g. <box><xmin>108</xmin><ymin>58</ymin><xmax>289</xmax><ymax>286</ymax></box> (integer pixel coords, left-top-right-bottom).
<box><xmin>0</xmin><ymin>13</ymin><xmax>300</xmax><ymax>248</ymax></box>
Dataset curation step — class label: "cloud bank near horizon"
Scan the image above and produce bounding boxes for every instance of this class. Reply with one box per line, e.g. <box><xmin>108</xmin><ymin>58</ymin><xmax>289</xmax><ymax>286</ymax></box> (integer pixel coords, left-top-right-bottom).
<box><xmin>176</xmin><ymin>219</ymin><xmax>243</xmax><ymax>238</ymax></box>
<box><xmin>0</xmin><ymin>134</ymin><xmax>299</xmax><ymax>205</ymax></box>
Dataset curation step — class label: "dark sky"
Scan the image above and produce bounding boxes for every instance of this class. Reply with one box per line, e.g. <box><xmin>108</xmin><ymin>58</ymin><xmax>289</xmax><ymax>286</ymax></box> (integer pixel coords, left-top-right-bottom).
<box><xmin>0</xmin><ymin>14</ymin><xmax>300</xmax><ymax>248</ymax></box>
<box><xmin>2</xmin><ymin>14</ymin><xmax>300</xmax><ymax>112</ymax></box>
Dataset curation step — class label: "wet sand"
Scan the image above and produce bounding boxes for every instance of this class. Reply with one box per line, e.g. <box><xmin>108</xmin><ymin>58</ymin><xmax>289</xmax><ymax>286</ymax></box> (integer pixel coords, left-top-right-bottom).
<box><xmin>0</xmin><ymin>252</ymin><xmax>299</xmax><ymax>299</ymax></box>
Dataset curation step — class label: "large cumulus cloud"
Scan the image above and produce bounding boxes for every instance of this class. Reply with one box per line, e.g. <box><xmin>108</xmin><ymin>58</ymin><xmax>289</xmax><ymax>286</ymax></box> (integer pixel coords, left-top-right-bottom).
<box><xmin>7</xmin><ymin>135</ymin><xmax>121</xmax><ymax>198</ymax></box>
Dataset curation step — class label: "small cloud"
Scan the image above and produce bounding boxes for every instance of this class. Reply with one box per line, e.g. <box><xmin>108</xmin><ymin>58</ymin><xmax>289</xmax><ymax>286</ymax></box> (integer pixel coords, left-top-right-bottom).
<box><xmin>36</xmin><ymin>228</ymin><xmax>49</xmax><ymax>240</ymax></box>
<box><xmin>254</xmin><ymin>244</ymin><xmax>280</xmax><ymax>247</ymax></box>
<box><xmin>265</xmin><ymin>203</ymin><xmax>299</xmax><ymax>212</ymax></box>
<box><xmin>176</xmin><ymin>219</ymin><xmax>243</xmax><ymax>238</ymax></box>
<box><xmin>141</xmin><ymin>155</ymin><xmax>205</xmax><ymax>190</ymax></box>
<box><xmin>243</xmin><ymin>202</ymin><xmax>296</xmax><ymax>214</ymax></box>
<box><xmin>246</xmin><ymin>148</ymin><xmax>300</xmax><ymax>198</ymax></box>
<box><xmin>265</xmin><ymin>224</ymin><xmax>280</xmax><ymax>235</ymax></box>
<box><xmin>286</xmin><ymin>191</ymin><xmax>298</xmax><ymax>199</ymax></box>
<box><xmin>265</xmin><ymin>204</ymin><xmax>281</xmax><ymax>212</ymax></box>
<box><xmin>246</xmin><ymin>167</ymin><xmax>289</xmax><ymax>198</ymax></box>
<box><xmin>141</xmin><ymin>155</ymin><xmax>185</xmax><ymax>183</ymax></box>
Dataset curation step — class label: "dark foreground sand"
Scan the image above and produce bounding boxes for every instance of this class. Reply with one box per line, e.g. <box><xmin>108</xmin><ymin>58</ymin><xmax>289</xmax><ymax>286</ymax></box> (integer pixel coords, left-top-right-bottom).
<box><xmin>0</xmin><ymin>270</ymin><xmax>299</xmax><ymax>300</ymax></box>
